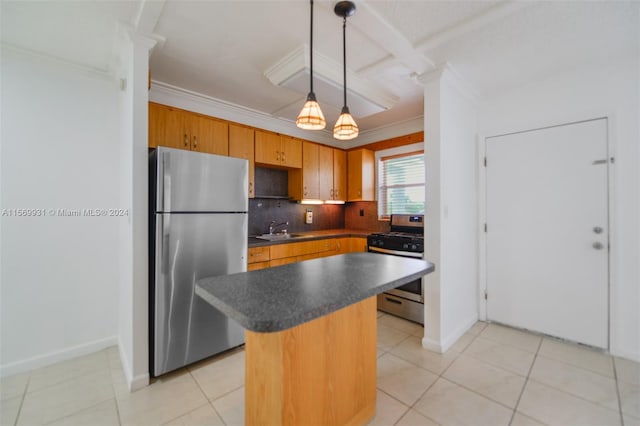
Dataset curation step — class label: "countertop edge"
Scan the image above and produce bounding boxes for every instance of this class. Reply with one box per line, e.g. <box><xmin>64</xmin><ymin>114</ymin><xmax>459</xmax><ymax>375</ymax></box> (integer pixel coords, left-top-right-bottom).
<box><xmin>248</xmin><ymin>229</ymin><xmax>373</xmax><ymax>247</ymax></box>
<box><xmin>196</xmin><ymin>256</ymin><xmax>434</xmax><ymax>333</ymax></box>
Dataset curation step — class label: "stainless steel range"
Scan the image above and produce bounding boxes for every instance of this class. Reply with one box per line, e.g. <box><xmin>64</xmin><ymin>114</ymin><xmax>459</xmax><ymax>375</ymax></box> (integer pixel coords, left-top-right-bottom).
<box><xmin>368</xmin><ymin>214</ymin><xmax>425</xmax><ymax>324</ymax></box>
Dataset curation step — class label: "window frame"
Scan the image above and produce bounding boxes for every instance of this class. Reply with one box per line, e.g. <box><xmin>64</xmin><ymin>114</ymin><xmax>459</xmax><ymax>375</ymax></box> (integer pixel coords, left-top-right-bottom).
<box><xmin>375</xmin><ymin>142</ymin><xmax>425</xmax><ymax>220</ymax></box>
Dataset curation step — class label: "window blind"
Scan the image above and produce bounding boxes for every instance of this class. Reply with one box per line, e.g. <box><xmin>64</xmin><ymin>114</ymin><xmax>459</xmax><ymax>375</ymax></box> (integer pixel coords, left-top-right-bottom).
<box><xmin>378</xmin><ymin>151</ymin><xmax>425</xmax><ymax>218</ymax></box>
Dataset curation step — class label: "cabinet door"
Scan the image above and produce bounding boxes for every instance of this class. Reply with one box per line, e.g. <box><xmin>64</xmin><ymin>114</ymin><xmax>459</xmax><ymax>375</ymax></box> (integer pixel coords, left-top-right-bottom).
<box><xmin>255</xmin><ymin>130</ymin><xmax>282</xmax><ymax>166</ymax></box>
<box><xmin>302</xmin><ymin>142</ymin><xmax>319</xmax><ymax>199</ymax></box>
<box><xmin>193</xmin><ymin>115</ymin><xmax>228</xmax><ymax>156</ymax></box>
<box><xmin>229</xmin><ymin>124</ymin><xmax>255</xmax><ymax>198</ymax></box>
<box><xmin>149</xmin><ymin>103</ymin><xmax>188</xmax><ymax>150</ymax></box>
<box><xmin>347</xmin><ymin>149</ymin><xmax>375</xmax><ymax>201</ymax></box>
<box><xmin>333</xmin><ymin>149</ymin><xmax>347</xmax><ymax>201</ymax></box>
<box><xmin>346</xmin><ymin>237</ymin><xmax>368</xmax><ymax>253</ymax></box>
<box><xmin>318</xmin><ymin>145</ymin><xmax>334</xmax><ymax>200</ymax></box>
<box><xmin>281</xmin><ymin>136</ymin><xmax>302</xmax><ymax>168</ymax></box>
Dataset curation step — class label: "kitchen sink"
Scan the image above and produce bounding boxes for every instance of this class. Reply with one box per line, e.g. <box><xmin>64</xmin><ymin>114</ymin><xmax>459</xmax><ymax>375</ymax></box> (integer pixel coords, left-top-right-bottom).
<box><xmin>255</xmin><ymin>233</ymin><xmax>309</xmax><ymax>241</ymax></box>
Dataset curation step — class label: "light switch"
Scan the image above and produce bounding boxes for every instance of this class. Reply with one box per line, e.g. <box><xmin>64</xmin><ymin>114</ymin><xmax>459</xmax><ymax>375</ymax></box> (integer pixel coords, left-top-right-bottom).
<box><xmin>305</xmin><ymin>209</ymin><xmax>313</xmax><ymax>224</ymax></box>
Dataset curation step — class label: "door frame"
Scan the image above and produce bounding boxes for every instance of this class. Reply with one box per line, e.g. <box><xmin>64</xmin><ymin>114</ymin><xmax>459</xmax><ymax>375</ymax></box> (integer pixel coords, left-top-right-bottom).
<box><xmin>477</xmin><ymin>115</ymin><xmax>617</xmax><ymax>351</ymax></box>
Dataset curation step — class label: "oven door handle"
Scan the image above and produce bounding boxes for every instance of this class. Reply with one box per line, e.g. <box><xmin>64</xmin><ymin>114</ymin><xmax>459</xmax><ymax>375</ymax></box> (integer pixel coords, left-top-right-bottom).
<box><xmin>368</xmin><ymin>246</ymin><xmax>423</xmax><ymax>258</ymax></box>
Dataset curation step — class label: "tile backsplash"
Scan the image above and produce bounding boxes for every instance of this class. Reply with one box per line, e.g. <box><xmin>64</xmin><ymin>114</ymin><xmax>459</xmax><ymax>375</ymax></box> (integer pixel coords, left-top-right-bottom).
<box><xmin>249</xmin><ymin>166</ymin><xmax>387</xmax><ymax>236</ymax></box>
<box><xmin>344</xmin><ymin>201</ymin><xmax>390</xmax><ymax>232</ymax></box>
<box><xmin>249</xmin><ymin>198</ymin><xmax>344</xmax><ymax>236</ymax></box>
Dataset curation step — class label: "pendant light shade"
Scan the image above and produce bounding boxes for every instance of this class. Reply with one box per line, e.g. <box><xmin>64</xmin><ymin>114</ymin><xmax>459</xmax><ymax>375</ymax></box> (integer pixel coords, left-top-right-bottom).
<box><xmin>333</xmin><ymin>1</ymin><xmax>358</xmax><ymax>140</ymax></box>
<box><xmin>296</xmin><ymin>0</ymin><xmax>326</xmax><ymax>130</ymax></box>
<box><xmin>333</xmin><ymin>106</ymin><xmax>358</xmax><ymax>140</ymax></box>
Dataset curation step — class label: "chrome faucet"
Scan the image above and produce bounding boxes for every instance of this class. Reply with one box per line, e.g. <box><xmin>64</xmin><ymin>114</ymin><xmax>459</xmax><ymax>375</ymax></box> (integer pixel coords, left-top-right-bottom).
<box><xmin>269</xmin><ymin>220</ymin><xmax>289</xmax><ymax>235</ymax></box>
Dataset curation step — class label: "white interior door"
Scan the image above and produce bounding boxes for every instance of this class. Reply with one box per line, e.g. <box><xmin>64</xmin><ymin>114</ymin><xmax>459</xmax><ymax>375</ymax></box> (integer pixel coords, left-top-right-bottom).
<box><xmin>485</xmin><ymin>118</ymin><xmax>609</xmax><ymax>348</ymax></box>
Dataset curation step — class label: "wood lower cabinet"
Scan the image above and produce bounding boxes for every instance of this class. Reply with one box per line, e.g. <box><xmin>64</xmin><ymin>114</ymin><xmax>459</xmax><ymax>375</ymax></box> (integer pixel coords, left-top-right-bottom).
<box><xmin>248</xmin><ymin>247</ymin><xmax>270</xmax><ymax>271</ymax></box>
<box><xmin>270</xmin><ymin>240</ymin><xmax>318</xmax><ymax>267</ymax></box>
<box><xmin>229</xmin><ymin>124</ymin><xmax>255</xmax><ymax>198</ymax></box>
<box><xmin>249</xmin><ymin>236</ymin><xmax>367</xmax><ymax>270</ymax></box>
<box><xmin>149</xmin><ymin>102</ymin><xmax>228</xmax><ymax>155</ymax></box>
<box><xmin>346</xmin><ymin>237</ymin><xmax>368</xmax><ymax>253</ymax></box>
<box><xmin>245</xmin><ymin>296</ymin><xmax>376</xmax><ymax>426</ymax></box>
<box><xmin>347</xmin><ymin>149</ymin><xmax>375</xmax><ymax>201</ymax></box>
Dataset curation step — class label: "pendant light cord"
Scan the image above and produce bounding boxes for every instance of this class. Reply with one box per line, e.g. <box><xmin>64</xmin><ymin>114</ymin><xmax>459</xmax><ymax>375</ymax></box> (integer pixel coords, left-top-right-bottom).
<box><xmin>310</xmin><ymin>0</ymin><xmax>315</xmax><ymax>95</ymax></box>
<box><xmin>342</xmin><ymin>16</ymin><xmax>347</xmax><ymax>108</ymax></box>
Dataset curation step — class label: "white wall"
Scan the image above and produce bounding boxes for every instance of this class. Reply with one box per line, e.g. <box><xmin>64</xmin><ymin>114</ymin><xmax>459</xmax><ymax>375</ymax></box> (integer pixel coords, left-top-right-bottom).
<box><xmin>478</xmin><ymin>56</ymin><xmax>640</xmax><ymax>361</ymax></box>
<box><xmin>116</xmin><ymin>30</ymin><xmax>155</xmax><ymax>391</ymax></box>
<box><xmin>422</xmin><ymin>66</ymin><xmax>479</xmax><ymax>352</ymax></box>
<box><xmin>0</xmin><ymin>47</ymin><xmax>121</xmax><ymax>375</ymax></box>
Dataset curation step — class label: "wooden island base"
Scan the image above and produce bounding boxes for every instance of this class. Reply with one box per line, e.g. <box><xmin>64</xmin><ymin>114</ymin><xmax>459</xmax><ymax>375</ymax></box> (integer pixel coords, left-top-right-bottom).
<box><xmin>245</xmin><ymin>297</ymin><xmax>377</xmax><ymax>426</ymax></box>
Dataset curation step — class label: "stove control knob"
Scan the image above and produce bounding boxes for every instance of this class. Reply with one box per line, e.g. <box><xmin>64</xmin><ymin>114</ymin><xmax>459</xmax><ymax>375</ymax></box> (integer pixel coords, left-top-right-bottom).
<box><xmin>403</xmin><ymin>243</ymin><xmax>409</xmax><ymax>249</ymax></box>
<box><xmin>411</xmin><ymin>244</ymin><xmax>417</xmax><ymax>250</ymax></box>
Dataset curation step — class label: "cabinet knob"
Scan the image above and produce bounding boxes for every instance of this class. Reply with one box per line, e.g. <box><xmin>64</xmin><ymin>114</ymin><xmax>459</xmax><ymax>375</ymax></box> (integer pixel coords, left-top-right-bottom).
<box><xmin>276</xmin><ymin>151</ymin><xmax>280</xmax><ymax>161</ymax></box>
<box><xmin>192</xmin><ymin>135</ymin><xmax>198</xmax><ymax>149</ymax></box>
<box><xmin>183</xmin><ymin>134</ymin><xmax>189</xmax><ymax>148</ymax></box>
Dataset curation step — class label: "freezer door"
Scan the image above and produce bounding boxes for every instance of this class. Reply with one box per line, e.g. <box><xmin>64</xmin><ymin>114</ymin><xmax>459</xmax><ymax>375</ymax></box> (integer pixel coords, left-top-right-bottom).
<box><xmin>153</xmin><ymin>212</ymin><xmax>247</xmax><ymax>376</ymax></box>
<box><xmin>155</xmin><ymin>147</ymin><xmax>248</xmax><ymax>213</ymax></box>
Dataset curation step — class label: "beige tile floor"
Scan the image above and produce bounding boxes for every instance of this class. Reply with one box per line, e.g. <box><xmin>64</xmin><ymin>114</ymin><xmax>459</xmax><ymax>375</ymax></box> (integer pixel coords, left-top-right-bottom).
<box><xmin>2</xmin><ymin>314</ymin><xmax>639</xmax><ymax>425</ymax></box>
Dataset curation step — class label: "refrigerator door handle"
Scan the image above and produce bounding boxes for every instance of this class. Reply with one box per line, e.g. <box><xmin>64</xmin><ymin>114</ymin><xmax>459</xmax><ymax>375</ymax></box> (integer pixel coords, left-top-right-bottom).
<box><xmin>161</xmin><ymin>151</ymin><xmax>171</xmax><ymax>212</ymax></box>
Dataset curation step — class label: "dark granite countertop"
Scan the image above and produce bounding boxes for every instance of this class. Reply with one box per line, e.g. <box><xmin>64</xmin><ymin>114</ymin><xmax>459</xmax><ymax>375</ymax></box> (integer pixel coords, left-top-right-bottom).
<box><xmin>248</xmin><ymin>228</ymin><xmax>373</xmax><ymax>248</ymax></box>
<box><xmin>195</xmin><ymin>252</ymin><xmax>435</xmax><ymax>333</ymax></box>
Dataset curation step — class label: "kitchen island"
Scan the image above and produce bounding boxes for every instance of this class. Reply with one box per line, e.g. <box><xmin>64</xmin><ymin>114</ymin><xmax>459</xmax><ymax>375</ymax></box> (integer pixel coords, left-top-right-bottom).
<box><xmin>196</xmin><ymin>252</ymin><xmax>434</xmax><ymax>426</ymax></box>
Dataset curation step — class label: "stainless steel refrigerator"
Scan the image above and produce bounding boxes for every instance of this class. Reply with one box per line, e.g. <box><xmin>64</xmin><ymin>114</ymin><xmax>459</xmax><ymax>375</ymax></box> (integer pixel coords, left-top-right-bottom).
<box><xmin>149</xmin><ymin>147</ymin><xmax>247</xmax><ymax>377</ymax></box>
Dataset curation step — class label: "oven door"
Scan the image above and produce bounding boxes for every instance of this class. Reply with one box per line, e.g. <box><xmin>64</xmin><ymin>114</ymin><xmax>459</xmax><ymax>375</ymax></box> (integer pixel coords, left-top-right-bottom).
<box><xmin>367</xmin><ymin>246</ymin><xmax>424</xmax><ymax>303</ymax></box>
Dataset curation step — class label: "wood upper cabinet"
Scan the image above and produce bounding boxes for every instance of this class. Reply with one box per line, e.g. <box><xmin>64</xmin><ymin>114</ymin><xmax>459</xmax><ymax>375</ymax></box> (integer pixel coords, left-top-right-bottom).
<box><xmin>318</xmin><ymin>145</ymin><xmax>334</xmax><ymax>200</ymax></box>
<box><xmin>281</xmin><ymin>136</ymin><xmax>302</xmax><ymax>168</ymax></box>
<box><xmin>332</xmin><ymin>149</ymin><xmax>347</xmax><ymax>201</ymax></box>
<box><xmin>229</xmin><ymin>124</ymin><xmax>255</xmax><ymax>198</ymax></box>
<box><xmin>255</xmin><ymin>131</ymin><xmax>302</xmax><ymax>169</ymax></box>
<box><xmin>289</xmin><ymin>143</ymin><xmax>348</xmax><ymax>202</ymax></box>
<box><xmin>289</xmin><ymin>142</ymin><xmax>319</xmax><ymax>200</ymax></box>
<box><xmin>347</xmin><ymin>149</ymin><xmax>375</xmax><ymax>201</ymax></box>
<box><xmin>189</xmin><ymin>114</ymin><xmax>229</xmax><ymax>156</ymax></box>
<box><xmin>148</xmin><ymin>102</ymin><xmax>228</xmax><ymax>156</ymax></box>
<box><xmin>149</xmin><ymin>102</ymin><xmax>183</xmax><ymax>149</ymax></box>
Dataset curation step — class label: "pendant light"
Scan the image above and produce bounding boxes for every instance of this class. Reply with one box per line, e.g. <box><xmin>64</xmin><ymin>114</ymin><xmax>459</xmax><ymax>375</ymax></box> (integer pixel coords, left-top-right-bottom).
<box><xmin>296</xmin><ymin>0</ymin><xmax>326</xmax><ymax>130</ymax></box>
<box><xmin>333</xmin><ymin>1</ymin><xmax>358</xmax><ymax>140</ymax></box>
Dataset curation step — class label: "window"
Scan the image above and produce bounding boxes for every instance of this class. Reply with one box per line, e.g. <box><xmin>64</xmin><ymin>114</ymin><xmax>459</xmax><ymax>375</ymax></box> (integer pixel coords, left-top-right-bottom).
<box><xmin>378</xmin><ymin>150</ymin><xmax>425</xmax><ymax>219</ymax></box>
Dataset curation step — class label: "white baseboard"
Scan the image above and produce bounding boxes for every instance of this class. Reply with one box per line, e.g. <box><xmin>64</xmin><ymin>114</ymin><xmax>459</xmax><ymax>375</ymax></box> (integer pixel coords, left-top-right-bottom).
<box><xmin>422</xmin><ymin>316</ymin><xmax>478</xmax><ymax>353</ymax></box>
<box><xmin>0</xmin><ymin>336</ymin><xmax>118</xmax><ymax>378</ymax></box>
<box><xmin>117</xmin><ymin>339</ymin><xmax>149</xmax><ymax>392</ymax></box>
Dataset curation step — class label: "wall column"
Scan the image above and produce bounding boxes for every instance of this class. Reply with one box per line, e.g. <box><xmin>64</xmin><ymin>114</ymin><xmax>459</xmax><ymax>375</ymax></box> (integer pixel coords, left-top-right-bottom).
<box><xmin>419</xmin><ymin>64</ymin><xmax>479</xmax><ymax>352</ymax></box>
<box><xmin>116</xmin><ymin>27</ymin><xmax>156</xmax><ymax>391</ymax></box>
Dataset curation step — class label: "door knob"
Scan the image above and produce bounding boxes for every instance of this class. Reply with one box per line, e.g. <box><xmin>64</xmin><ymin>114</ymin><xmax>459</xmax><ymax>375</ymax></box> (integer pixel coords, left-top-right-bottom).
<box><xmin>593</xmin><ymin>226</ymin><xmax>603</xmax><ymax>234</ymax></box>
<box><xmin>592</xmin><ymin>242</ymin><xmax>604</xmax><ymax>250</ymax></box>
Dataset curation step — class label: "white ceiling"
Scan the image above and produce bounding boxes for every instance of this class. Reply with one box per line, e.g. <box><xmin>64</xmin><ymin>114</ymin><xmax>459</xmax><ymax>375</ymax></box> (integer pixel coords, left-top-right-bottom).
<box><xmin>2</xmin><ymin>0</ymin><xmax>638</xmax><ymax>145</ymax></box>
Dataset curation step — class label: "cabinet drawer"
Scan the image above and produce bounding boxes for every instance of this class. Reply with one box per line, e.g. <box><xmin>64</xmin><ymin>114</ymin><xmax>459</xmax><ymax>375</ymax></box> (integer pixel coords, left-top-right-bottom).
<box><xmin>270</xmin><ymin>240</ymin><xmax>318</xmax><ymax>260</ymax></box>
<box><xmin>317</xmin><ymin>238</ymin><xmax>340</xmax><ymax>253</ymax></box>
<box><xmin>248</xmin><ymin>246</ymin><xmax>270</xmax><ymax>263</ymax></box>
<box><xmin>248</xmin><ymin>261</ymin><xmax>270</xmax><ymax>271</ymax></box>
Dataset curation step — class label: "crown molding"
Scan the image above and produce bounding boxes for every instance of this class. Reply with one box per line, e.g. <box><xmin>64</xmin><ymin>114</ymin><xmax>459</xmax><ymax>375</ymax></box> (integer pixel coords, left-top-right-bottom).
<box><xmin>349</xmin><ymin>116</ymin><xmax>424</xmax><ymax>147</ymax></box>
<box><xmin>150</xmin><ymin>80</ymin><xmax>338</xmax><ymax>145</ymax></box>
<box><xmin>150</xmin><ymin>80</ymin><xmax>425</xmax><ymax>149</ymax></box>
<box><xmin>1</xmin><ymin>42</ymin><xmax>116</xmax><ymax>83</ymax></box>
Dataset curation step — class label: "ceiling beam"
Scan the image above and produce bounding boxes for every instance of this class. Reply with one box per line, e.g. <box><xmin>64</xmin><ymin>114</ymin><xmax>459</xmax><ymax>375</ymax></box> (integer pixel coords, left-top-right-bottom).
<box><xmin>319</xmin><ymin>0</ymin><xmax>436</xmax><ymax>76</ymax></box>
<box><xmin>415</xmin><ymin>1</ymin><xmax>532</xmax><ymax>52</ymax></box>
<box><xmin>133</xmin><ymin>0</ymin><xmax>166</xmax><ymax>38</ymax></box>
